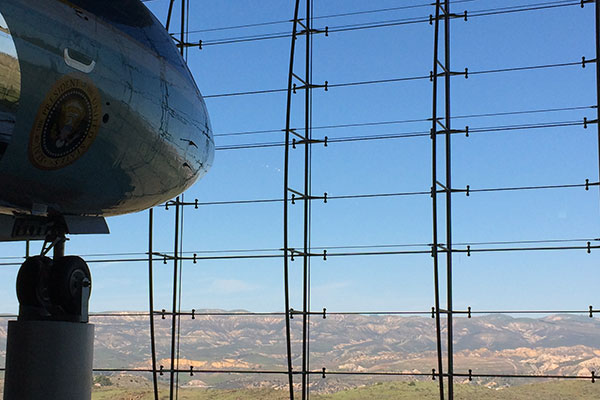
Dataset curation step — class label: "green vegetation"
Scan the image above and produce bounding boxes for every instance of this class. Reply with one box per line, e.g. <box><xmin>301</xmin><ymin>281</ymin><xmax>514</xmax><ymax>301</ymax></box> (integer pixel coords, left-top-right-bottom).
<box><xmin>92</xmin><ymin>380</ymin><xmax>600</xmax><ymax>400</ymax></box>
<box><xmin>92</xmin><ymin>388</ymin><xmax>292</xmax><ymax>400</ymax></box>
<box><xmin>317</xmin><ymin>381</ymin><xmax>600</xmax><ymax>399</ymax></box>
<box><xmin>94</xmin><ymin>375</ymin><xmax>113</xmax><ymax>387</ymax></box>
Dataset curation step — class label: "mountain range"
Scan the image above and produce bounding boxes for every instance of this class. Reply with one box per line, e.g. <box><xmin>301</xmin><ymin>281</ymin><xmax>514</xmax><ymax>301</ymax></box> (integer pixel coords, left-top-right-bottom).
<box><xmin>2</xmin><ymin>312</ymin><xmax>600</xmax><ymax>392</ymax></box>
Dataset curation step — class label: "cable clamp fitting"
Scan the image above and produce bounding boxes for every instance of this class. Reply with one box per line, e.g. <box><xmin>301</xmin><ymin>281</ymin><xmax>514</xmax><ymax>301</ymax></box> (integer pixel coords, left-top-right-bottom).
<box><xmin>589</xmin><ymin>305</ymin><xmax>594</xmax><ymax>318</ymax></box>
<box><xmin>467</xmin><ymin>245</ymin><xmax>471</xmax><ymax>257</ymax></box>
<box><xmin>582</xmin><ymin>56</ymin><xmax>597</xmax><ymax>68</ymax></box>
<box><xmin>587</xmin><ymin>241</ymin><xmax>591</xmax><ymax>254</ymax></box>
<box><xmin>448</xmin><ymin>11</ymin><xmax>468</xmax><ymax>21</ymax></box>
<box><xmin>302</xmin><ymin>26</ymin><xmax>329</xmax><ymax>37</ymax></box>
<box><xmin>432</xmin><ymin>369</ymin><xmax>436</xmax><ymax>380</ymax></box>
<box><xmin>322</xmin><ymin>367</ymin><xmax>327</xmax><ymax>378</ymax></box>
<box><xmin>432</xmin><ymin>68</ymin><xmax>468</xmax><ymax>80</ymax></box>
<box><xmin>468</xmin><ymin>369</ymin><xmax>473</xmax><ymax>381</ymax></box>
<box><xmin>293</xmin><ymin>137</ymin><xmax>328</xmax><ymax>147</ymax></box>
<box><xmin>177</xmin><ymin>40</ymin><xmax>203</xmax><ymax>50</ymax></box>
<box><xmin>584</xmin><ymin>117</ymin><xmax>598</xmax><ymax>129</ymax></box>
<box><xmin>323</xmin><ymin>250</ymin><xmax>327</xmax><ymax>260</ymax></box>
<box><xmin>165</xmin><ymin>200</ymin><xmax>178</xmax><ymax>210</ymax></box>
<box><xmin>293</xmin><ymin>81</ymin><xmax>328</xmax><ymax>93</ymax></box>
<box><xmin>159</xmin><ymin>365</ymin><xmax>164</xmax><ymax>376</ymax></box>
<box><xmin>429</xmin><ymin>10</ymin><xmax>467</xmax><ymax>24</ymax></box>
<box><xmin>453</xmin><ymin>185</ymin><xmax>470</xmax><ymax>196</ymax></box>
<box><xmin>161</xmin><ymin>309</ymin><xmax>166</xmax><ymax>320</ymax></box>
<box><xmin>296</xmin><ymin>24</ymin><xmax>328</xmax><ymax>37</ymax></box>
<box><xmin>467</xmin><ymin>306</ymin><xmax>472</xmax><ymax>318</ymax></box>
<box><xmin>192</xmin><ymin>309</ymin><xmax>196</xmax><ymax>320</ymax></box>
<box><xmin>448</xmin><ymin>67</ymin><xmax>468</xmax><ymax>79</ymax></box>
<box><xmin>190</xmin><ymin>366</ymin><xmax>194</xmax><ymax>376</ymax></box>
<box><xmin>322</xmin><ymin>307</ymin><xmax>327</xmax><ymax>319</ymax></box>
<box><xmin>431</xmin><ymin>306</ymin><xmax>435</xmax><ymax>318</ymax></box>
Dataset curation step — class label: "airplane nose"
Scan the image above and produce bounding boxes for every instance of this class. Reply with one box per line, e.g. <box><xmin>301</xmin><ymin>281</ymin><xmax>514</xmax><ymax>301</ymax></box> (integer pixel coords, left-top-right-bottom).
<box><xmin>0</xmin><ymin>10</ymin><xmax>20</xmax><ymax>160</ymax></box>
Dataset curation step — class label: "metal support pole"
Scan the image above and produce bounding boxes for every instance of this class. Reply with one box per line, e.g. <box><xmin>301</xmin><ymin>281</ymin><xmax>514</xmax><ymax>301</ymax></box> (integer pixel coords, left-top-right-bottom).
<box><xmin>443</xmin><ymin>1</ymin><xmax>455</xmax><ymax>398</ymax></box>
<box><xmin>167</xmin><ymin>5</ymin><xmax>187</xmax><ymax>399</ymax></box>
<box><xmin>148</xmin><ymin>209</ymin><xmax>159</xmax><ymax>400</ymax></box>
<box><xmin>595</xmin><ymin>0</ymin><xmax>600</xmax><ymax>199</ymax></box>
<box><xmin>180</xmin><ymin>0</ymin><xmax>185</xmax><ymax>58</ymax></box>
<box><xmin>166</xmin><ymin>0</ymin><xmax>176</xmax><ymax>31</ymax></box>
<box><xmin>169</xmin><ymin>197</ymin><xmax>180</xmax><ymax>400</ymax></box>
<box><xmin>430</xmin><ymin>0</ymin><xmax>446</xmax><ymax>398</ymax></box>
<box><xmin>175</xmin><ymin>194</ymin><xmax>185</xmax><ymax>399</ymax></box>
<box><xmin>283</xmin><ymin>1</ymin><xmax>301</xmax><ymax>399</ymax></box>
<box><xmin>302</xmin><ymin>1</ymin><xmax>313</xmax><ymax>399</ymax></box>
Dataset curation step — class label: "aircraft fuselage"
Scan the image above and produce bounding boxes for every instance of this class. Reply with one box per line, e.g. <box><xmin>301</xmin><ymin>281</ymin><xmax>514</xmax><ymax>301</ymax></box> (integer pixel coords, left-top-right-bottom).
<box><xmin>0</xmin><ymin>0</ymin><xmax>214</xmax><ymax>218</ymax></box>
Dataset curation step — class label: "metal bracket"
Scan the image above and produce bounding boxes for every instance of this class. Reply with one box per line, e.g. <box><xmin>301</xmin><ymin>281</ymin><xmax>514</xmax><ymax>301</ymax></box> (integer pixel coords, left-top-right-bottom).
<box><xmin>430</xmin><ymin>10</ymin><xmax>468</xmax><ymax>24</ymax></box>
<box><xmin>584</xmin><ymin>117</ymin><xmax>599</xmax><ymax>128</ymax></box>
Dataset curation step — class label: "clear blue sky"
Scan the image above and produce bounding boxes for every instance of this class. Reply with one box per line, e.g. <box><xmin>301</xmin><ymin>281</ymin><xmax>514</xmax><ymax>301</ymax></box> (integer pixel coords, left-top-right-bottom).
<box><xmin>0</xmin><ymin>0</ymin><xmax>598</xmax><ymax>315</ymax></box>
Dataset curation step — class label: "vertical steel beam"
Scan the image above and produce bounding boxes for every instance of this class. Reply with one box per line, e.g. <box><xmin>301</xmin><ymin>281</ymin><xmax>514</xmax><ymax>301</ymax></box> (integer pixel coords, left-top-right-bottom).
<box><xmin>166</xmin><ymin>0</ymin><xmax>176</xmax><ymax>31</ymax></box>
<box><xmin>180</xmin><ymin>0</ymin><xmax>186</xmax><ymax>57</ymax></box>
<box><xmin>283</xmin><ymin>1</ymin><xmax>302</xmax><ymax>399</ymax></box>
<box><xmin>430</xmin><ymin>0</ymin><xmax>446</xmax><ymax>398</ymax></box>
<box><xmin>302</xmin><ymin>1</ymin><xmax>312</xmax><ymax>399</ymax></box>
<box><xmin>443</xmin><ymin>0</ymin><xmax>454</xmax><ymax>398</ymax></box>
<box><xmin>168</xmin><ymin>4</ymin><xmax>187</xmax><ymax>398</ymax></box>
<box><xmin>169</xmin><ymin>198</ymin><xmax>180</xmax><ymax>400</ymax></box>
<box><xmin>175</xmin><ymin>194</ymin><xmax>185</xmax><ymax>399</ymax></box>
<box><xmin>432</xmin><ymin>1</ymin><xmax>456</xmax><ymax>397</ymax></box>
<box><xmin>596</xmin><ymin>0</ymin><xmax>600</xmax><ymax>199</ymax></box>
<box><xmin>148</xmin><ymin>209</ymin><xmax>159</xmax><ymax>400</ymax></box>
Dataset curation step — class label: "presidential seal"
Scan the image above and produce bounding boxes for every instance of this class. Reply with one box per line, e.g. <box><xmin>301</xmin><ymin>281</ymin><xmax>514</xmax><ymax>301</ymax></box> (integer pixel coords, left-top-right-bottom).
<box><xmin>29</xmin><ymin>75</ymin><xmax>101</xmax><ymax>170</ymax></box>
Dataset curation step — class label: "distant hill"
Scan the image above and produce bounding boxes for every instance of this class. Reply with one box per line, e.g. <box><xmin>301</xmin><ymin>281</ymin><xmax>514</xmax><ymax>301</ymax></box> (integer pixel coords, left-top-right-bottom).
<box><xmin>2</xmin><ymin>312</ymin><xmax>600</xmax><ymax>392</ymax></box>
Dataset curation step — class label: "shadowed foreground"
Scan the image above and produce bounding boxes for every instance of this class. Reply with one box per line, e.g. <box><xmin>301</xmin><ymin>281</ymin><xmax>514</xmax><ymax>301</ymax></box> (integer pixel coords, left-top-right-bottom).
<box><xmin>92</xmin><ymin>380</ymin><xmax>600</xmax><ymax>400</ymax></box>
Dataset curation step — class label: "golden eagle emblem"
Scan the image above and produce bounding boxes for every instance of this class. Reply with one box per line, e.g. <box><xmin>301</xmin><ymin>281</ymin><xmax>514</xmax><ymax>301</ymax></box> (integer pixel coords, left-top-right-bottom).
<box><xmin>29</xmin><ymin>74</ymin><xmax>101</xmax><ymax>170</ymax></box>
